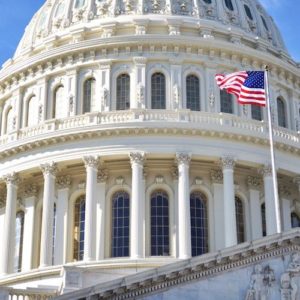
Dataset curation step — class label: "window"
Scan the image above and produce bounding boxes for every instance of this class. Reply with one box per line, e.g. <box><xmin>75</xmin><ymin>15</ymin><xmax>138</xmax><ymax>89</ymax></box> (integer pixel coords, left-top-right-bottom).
<box><xmin>111</xmin><ymin>191</ymin><xmax>130</xmax><ymax>257</ymax></box>
<box><xmin>261</xmin><ymin>203</ymin><xmax>266</xmax><ymax>237</ymax></box>
<box><xmin>190</xmin><ymin>192</ymin><xmax>208</xmax><ymax>256</ymax></box>
<box><xmin>116</xmin><ymin>74</ymin><xmax>130</xmax><ymax>110</ymax></box>
<box><xmin>55</xmin><ymin>1</ymin><xmax>65</xmax><ymax>18</ymax></box>
<box><xmin>73</xmin><ymin>196</ymin><xmax>85</xmax><ymax>261</ymax></box>
<box><xmin>251</xmin><ymin>105</ymin><xmax>263</xmax><ymax>121</ymax></box>
<box><xmin>261</xmin><ymin>16</ymin><xmax>269</xmax><ymax>31</ymax></box>
<box><xmin>83</xmin><ymin>78</ymin><xmax>96</xmax><ymax>113</ymax></box>
<box><xmin>224</xmin><ymin>0</ymin><xmax>234</xmax><ymax>11</ymax></box>
<box><xmin>235</xmin><ymin>196</ymin><xmax>245</xmax><ymax>244</ymax></box>
<box><xmin>75</xmin><ymin>0</ymin><xmax>85</xmax><ymax>8</ymax></box>
<box><xmin>291</xmin><ymin>212</ymin><xmax>300</xmax><ymax>228</ymax></box>
<box><xmin>277</xmin><ymin>97</ymin><xmax>287</xmax><ymax>128</ymax></box>
<box><xmin>151</xmin><ymin>73</ymin><xmax>166</xmax><ymax>109</ymax></box>
<box><xmin>186</xmin><ymin>75</ymin><xmax>200</xmax><ymax>111</ymax></box>
<box><xmin>52</xmin><ymin>203</ymin><xmax>57</xmax><ymax>265</ymax></box>
<box><xmin>151</xmin><ymin>190</ymin><xmax>169</xmax><ymax>256</ymax></box>
<box><xmin>5</xmin><ymin>107</ymin><xmax>14</xmax><ymax>134</ymax></box>
<box><xmin>220</xmin><ymin>90</ymin><xmax>233</xmax><ymax>114</ymax></box>
<box><xmin>14</xmin><ymin>211</ymin><xmax>25</xmax><ymax>273</ymax></box>
<box><xmin>203</xmin><ymin>0</ymin><xmax>212</xmax><ymax>3</ymax></box>
<box><xmin>27</xmin><ymin>95</ymin><xmax>38</xmax><ymax>127</ymax></box>
<box><xmin>244</xmin><ymin>5</ymin><xmax>253</xmax><ymax>20</ymax></box>
<box><xmin>53</xmin><ymin>85</ymin><xmax>67</xmax><ymax>119</ymax></box>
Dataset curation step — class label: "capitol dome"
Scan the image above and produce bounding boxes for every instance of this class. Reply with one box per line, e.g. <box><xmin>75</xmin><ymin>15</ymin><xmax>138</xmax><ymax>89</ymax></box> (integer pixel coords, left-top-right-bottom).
<box><xmin>0</xmin><ymin>0</ymin><xmax>300</xmax><ymax>299</ymax></box>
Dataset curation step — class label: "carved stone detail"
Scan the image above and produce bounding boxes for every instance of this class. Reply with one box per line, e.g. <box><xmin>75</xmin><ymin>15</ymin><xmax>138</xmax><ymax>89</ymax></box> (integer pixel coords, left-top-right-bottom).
<box><xmin>260</xmin><ymin>165</ymin><xmax>273</xmax><ymax>177</ymax></box>
<box><xmin>171</xmin><ymin>166</ymin><xmax>179</xmax><ymax>180</ymax></box>
<box><xmin>97</xmin><ymin>169</ymin><xmax>108</xmax><ymax>183</ymax></box>
<box><xmin>176</xmin><ymin>153</ymin><xmax>191</xmax><ymax>166</ymax></box>
<box><xmin>194</xmin><ymin>177</ymin><xmax>203</xmax><ymax>185</ymax></box>
<box><xmin>129</xmin><ymin>152</ymin><xmax>145</xmax><ymax>165</ymax></box>
<box><xmin>221</xmin><ymin>156</ymin><xmax>235</xmax><ymax>170</ymax></box>
<box><xmin>24</xmin><ymin>183</ymin><xmax>38</xmax><ymax>197</ymax></box>
<box><xmin>3</xmin><ymin>172</ymin><xmax>20</xmax><ymax>186</ymax></box>
<box><xmin>210</xmin><ymin>170</ymin><xmax>223</xmax><ymax>183</ymax></box>
<box><xmin>155</xmin><ymin>175</ymin><xmax>164</xmax><ymax>184</ymax></box>
<box><xmin>247</xmin><ymin>176</ymin><xmax>262</xmax><ymax>189</ymax></box>
<box><xmin>115</xmin><ymin>176</ymin><xmax>125</xmax><ymax>185</ymax></box>
<box><xmin>279</xmin><ymin>184</ymin><xmax>292</xmax><ymax>198</ymax></box>
<box><xmin>56</xmin><ymin>176</ymin><xmax>72</xmax><ymax>189</ymax></box>
<box><xmin>40</xmin><ymin>162</ymin><xmax>58</xmax><ymax>177</ymax></box>
<box><xmin>83</xmin><ymin>156</ymin><xmax>99</xmax><ymax>169</ymax></box>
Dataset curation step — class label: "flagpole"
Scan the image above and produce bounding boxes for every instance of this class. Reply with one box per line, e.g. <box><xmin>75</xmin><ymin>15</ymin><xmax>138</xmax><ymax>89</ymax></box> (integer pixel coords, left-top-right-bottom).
<box><xmin>264</xmin><ymin>65</ymin><xmax>281</xmax><ymax>234</ymax></box>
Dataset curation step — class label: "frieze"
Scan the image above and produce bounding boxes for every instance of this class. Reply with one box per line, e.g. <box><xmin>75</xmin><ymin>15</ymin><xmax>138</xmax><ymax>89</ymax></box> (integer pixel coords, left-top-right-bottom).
<box><xmin>247</xmin><ymin>176</ymin><xmax>262</xmax><ymax>189</ymax></box>
<box><xmin>24</xmin><ymin>183</ymin><xmax>38</xmax><ymax>198</ymax></box>
<box><xmin>259</xmin><ymin>165</ymin><xmax>273</xmax><ymax>178</ymax></box>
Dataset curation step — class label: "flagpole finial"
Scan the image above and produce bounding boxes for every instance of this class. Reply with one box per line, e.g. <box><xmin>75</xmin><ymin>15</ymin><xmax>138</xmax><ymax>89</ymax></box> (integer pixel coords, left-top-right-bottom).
<box><xmin>264</xmin><ymin>65</ymin><xmax>269</xmax><ymax>72</ymax></box>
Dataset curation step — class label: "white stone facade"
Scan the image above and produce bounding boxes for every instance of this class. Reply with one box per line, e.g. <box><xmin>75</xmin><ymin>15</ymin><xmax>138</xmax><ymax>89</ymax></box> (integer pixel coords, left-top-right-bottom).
<box><xmin>0</xmin><ymin>0</ymin><xmax>299</xmax><ymax>298</ymax></box>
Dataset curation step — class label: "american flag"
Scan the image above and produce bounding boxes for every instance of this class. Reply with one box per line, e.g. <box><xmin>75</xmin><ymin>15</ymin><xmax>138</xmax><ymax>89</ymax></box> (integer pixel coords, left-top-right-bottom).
<box><xmin>215</xmin><ymin>71</ymin><xmax>266</xmax><ymax>106</ymax></box>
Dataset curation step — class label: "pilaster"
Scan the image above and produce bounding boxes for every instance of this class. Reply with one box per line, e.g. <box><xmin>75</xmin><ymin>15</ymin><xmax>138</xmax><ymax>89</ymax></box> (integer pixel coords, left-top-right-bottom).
<box><xmin>133</xmin><ymin>57</ymin><xmax>147</xmax><ymax>109</ymax></box>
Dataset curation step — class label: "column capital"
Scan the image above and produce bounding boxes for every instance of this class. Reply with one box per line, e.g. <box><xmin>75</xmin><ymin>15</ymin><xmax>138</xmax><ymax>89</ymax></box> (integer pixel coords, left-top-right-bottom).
<box><xmin>247</xmin><ymin>176</ymin><xmax>262</xmax><ymax>190</ymax></box>
<box><xmin>293</xmin><ymin>176</ymin><xmax>300</xmax><ymax>187</ymax></box>
<box><xmin>278</xmin><ymin>184</ymin><xmax>292</xmax><ymax>198</ymax></box>
<box><xmin>3</xmin><ymin>172</ymin><xmax>20</xmax><ymax>187</ymax></box>
<box><xmin>56</xmin><ymin>175</ymin><xmax>72</xmax><ymax>189</ymax></box>
<box><xmin>24</xmin><ymin>183</ymin><xmax>38</xmax><ymax>198</ymax></box>
<box><xmin>259</xmin><ymin>164</ymin><xmax>272</xmax><ymax>177</ymax></box>
<box><xmin>220</xmin><ymin>156</ymin><xmax>235</xmax><ymax>170</ymax></box>
<box><xmin>41</xmin><ymin>162</ymin><xmax>58</xmax><ymax>177</ymax></box>
<box><xmin>176</xmin><ymin>152</ymin><xmax>191</xmax><ymax>166</ymax></box>
<box><xmin>129</xmin><ymin>152</ymin><xmax>145</xmax><ymax>166</ymax></box>
<box><xmin>83</xmin><ymin>156</ymin><xmax>99</xmax><ymax>169</ymax></box>
<box><xmin>97</xmin><ymin>168</ymin><xmax>108</xmax><ymax>183</ymax></box>
<box><xmin>210</xmin><ymin>169</ymin><xmax>223</xmax><ymax>183</ymax></box>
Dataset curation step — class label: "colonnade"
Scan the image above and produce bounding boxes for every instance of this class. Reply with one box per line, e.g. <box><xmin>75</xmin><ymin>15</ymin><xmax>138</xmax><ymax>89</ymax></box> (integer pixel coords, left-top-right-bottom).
<box><xmin>0</xmin><ymin>153</ymin><xmax>288</xmax><ymax>275</ymax></box>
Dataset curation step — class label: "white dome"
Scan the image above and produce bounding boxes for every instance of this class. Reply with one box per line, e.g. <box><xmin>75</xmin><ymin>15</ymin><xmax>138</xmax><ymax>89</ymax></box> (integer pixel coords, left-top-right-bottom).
<box><xmin>14</xmin><ymin>0</ymin><xmax>288</xmax><ymax>60</ymax></box>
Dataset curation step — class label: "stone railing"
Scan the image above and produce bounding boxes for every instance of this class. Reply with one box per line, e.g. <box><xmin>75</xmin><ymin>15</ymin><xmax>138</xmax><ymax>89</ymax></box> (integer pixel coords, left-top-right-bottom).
<box><xmin>0</xmin><ymin>109</ymin><xmax>299</xmax><ymax>148</ymax></box>
<box><xmin>0</xmin><ymin>288</ymin><xmax>57</xmax><ymax>300</ymax></box>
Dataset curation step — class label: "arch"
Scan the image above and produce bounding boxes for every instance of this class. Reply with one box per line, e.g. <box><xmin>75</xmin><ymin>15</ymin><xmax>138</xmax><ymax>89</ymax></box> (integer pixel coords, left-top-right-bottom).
<box><xmin>150</xmin><ymin>190</ymin><xmax>170</xmax><ymax>256</ymax></box>
<box><xmin>190</xmin><ymin>191</ymin><xmax>208</xmax><ymax>256</ymax></box>
<box><xmin>116</xmin><ymin>74</ymin><xmax>130</xmax><ymax>110</ymax></box>
<box><xmin>235</xmin><ymin>196</ymin><xmax>245</xmax><ymax>243</ymax></box>
<box><xmin>54</xmin><ymin>1</ymin><xmax>66</xmax><ymax>18</ymax></box>
<box><xmin>186</xmin><ymin>74</ymin><xmax>200</xmax><ymax>111</ymax></box>
<box><xmin>14</xmin><ymin>210</ymin><xmax>25</xmax><ymax>273</ymax></box>
<box><xmin>83</xmin><ymin>77</ymin><xmax>96</xmax><ymax>114</ymax></box>
<box><xmin>111</xmin><ymin>191</ymin><xmax>130</xmax><ymax>257</ymax></box>
<box><xmin>220</xmin><ymin>90</ymin><xmax>233</xmax><ymax>114</ymax></box>
<box><xmin>277</xmin><ymin>97</ymin><xmax>287</xmax><ymax>128</ymax></box>
<box><xmin>291</xmin><ymin>212</ymin><xmax>300</xmax><ymax>228</ymax></box>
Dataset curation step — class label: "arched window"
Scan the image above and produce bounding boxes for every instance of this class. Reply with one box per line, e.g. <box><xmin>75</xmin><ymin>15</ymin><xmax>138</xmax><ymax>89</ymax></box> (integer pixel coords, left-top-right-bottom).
<box><xmin>151</xmin><ymin>190</ymin><xmax>169</xmax><ymax>256</ymax></box>
<box><xmin>186</xmin><ymin>75</ymin><xmax>200</xmax><ymax>111</ymax></box>
<box><xmin>14</xmin><ymin>211</ymin><xmax>25</xmax><ymax>273</ymax></box>
<box><xmin>83</xmin><ymin>78</ymin><xmax>96</xmax><ymax>114</ymax></box>
<box><xmin>261</xmin><ymin>203</ymin><xmax>266</xmax><ymax>237</ymax></box>
<box><xmin>291</xmin><ymin>212</ymin><xmax>300</xmax><ymax>228</ymax></box>
<box><xmin>5</xmin><ymin>107</ymin><xmax>14</xmax><ymax>134</ymax></box>
<box><xmin>220</xmin><ymin>90</ymin><xmax>233</xmax><ymax>114</ymax></box>
<box><xmin>261</xmin><ymin>16</ymin><xmax>269</xmax><ymax>31</ymax></box>
<box><xmin>277</xmin><ymin>97</ymin><xmax>287</xmax><ymax>128</ymax></box>
<box><xmin>53</xmin><ymin>85</ymin><xmax>67</xmax><ymax>119</ymax></box>
<box><xmin>116</xmin><ymin>74</ymin><xmax>130</xmax><ymax>110</ymax></box>
<box><xmin>151</xmin><ymin>73</ymin><xmax>166</xmax><ymax>109</ymax></box>
<box><xmin>52</xmin><ymin>203</ymin><xmax>57</xmax><ymax>265</ymax></box>
<box><xmin>235</xmin><ymin>196</ymin><xmax>245</xmax><ymax>243</ymax></box>
<box><xmin>190</xmin><ymin>192</ymin><xmax>208</xmax><ymax>256</ymax></box>
<box><xmin>73</xmin><ymin>196</ymin><xmax>85</xmax><ymax>261</ymax></box>
<box><xmin>27</xmin><ymin>95</ymin><xmax>38</xmax><ymax>127</ymax></box>
<box><xmin>111</xmin><ymin>191</ymin><xmax>130</xmax><ymax>257</ymax></box>
<box><xmin>244</xmin><ymin>5</ymin><xmax>253</xmax><ymax>20</ymax></box>
<box><xmin>224</xmin><ymin>0</ymin><xmax>234</xmax><ymax>11</ymax></box>
<box><xmin>251</xmin><ymin>105</ymin><xmax>262</xmax><ymax>121</ymax></box>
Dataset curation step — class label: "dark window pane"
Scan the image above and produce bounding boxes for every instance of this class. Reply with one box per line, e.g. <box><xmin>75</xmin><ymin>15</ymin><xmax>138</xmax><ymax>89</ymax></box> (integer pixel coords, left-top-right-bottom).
<box><xmin>116</xmin><ymin>74</ymin><xmax>130</xmax><ymax>110</ymax></box>
<box><xmin>252</xmin><ymin>105</ymin><xmax>262</xmax><ymax>121</ymax></box>
<box><xmin>220</xmin><ymin>90</ymin><xmax>233</xmax><ymax>114</ymax></box>
<box><xmin>277</xmin><ymin>97</ymin><xmax>287</xmax><ymax>128</ymax></box>
<box><xmin>235</xmin><ymin>196</ymin><xmax>245</xmax><ymax>244</ymax></box>
<box><xmin>151</xmin><ymin>73</ymin><xmax>166</xmax><ymax>109</ymax></box>
<box><xmin>186</xmin><ymin>75</ymin><xmax>200</xmax><ymax>111</ymax></box>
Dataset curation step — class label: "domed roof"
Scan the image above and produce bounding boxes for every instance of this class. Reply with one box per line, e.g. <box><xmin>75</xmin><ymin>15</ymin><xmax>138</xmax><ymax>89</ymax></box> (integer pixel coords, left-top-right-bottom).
<box><xmin>13</xmin><ymin>0</ymin><xmax>288</xmax><ymax>60</ymax></box>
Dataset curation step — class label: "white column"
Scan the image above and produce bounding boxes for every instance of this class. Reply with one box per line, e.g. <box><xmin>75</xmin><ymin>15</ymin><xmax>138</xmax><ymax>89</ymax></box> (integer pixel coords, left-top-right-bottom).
<box><xmin>211</xmin><ymin>170</ymin><xmax>224</xmax><ymax>250</ymax></box>
<box><xmin>129</xmin><ymin>152</ymin><xmax>145</xmax><ymax>259</ymax></box>
<box><xmin>172</xmin><ymin>167</ymin><xmax>179</xmax><ymax>258</ymax></box>
<box><xmin>21</xmin><ymin>184</ymin><xmax>38</xmax><ymax>272</ymax></box>
<box><xmin>83</xmin><ymin>156</ymin><xmax>99</xmax><ymax>262</ymax></box>
<box><xmin>40</xmin><ymin>162</ymin><xmax>57</xmax><ymax>268</ymax></box>
<box><xmin>176</xmin><ymin>153</ymin><xmax>191</xmax><ymax>259</ymax></box>
<box><xmin>221</xmin><ymin>156</ymin><xmax>237</xmax><ymax>247</ymax></box>
<box><xmin>55</xmin><ymin>176</ymin><xmax>71</xmax><ymax>265</ymax></box>
<box><xmin>133</xmin><ymin>57</ymin><xmax>147</xmax><ymax>109</ymax></box>
<box><xmin>96</xmin><ymin>169</ymin><xmax>108</xmax><ymax>261</ymax></box>
<box><xmin>261</xmin><ymin>165</ymin><xmax>280</xmax><ymax>235</ymax></box>
<box><xmin>278</xmin><ymin>185</ymin><xmax>292</xmax><ymax>232</ymax></box>
<box><xmin>247</xmin><ymin>176</ymin><xmax>263</xmax><ymax>240</ymax></box>
<box><xmin>1</xmin><ymin>173</ymin><xmax>19</xmax><ymax>275</ymax></box>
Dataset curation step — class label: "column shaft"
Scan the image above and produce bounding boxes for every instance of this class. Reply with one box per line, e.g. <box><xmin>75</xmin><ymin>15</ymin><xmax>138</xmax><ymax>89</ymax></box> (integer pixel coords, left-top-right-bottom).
<box><xmin>249</xmin><ymin>189</ymin><xmax>262</xmax><ymax>240</ymax></box>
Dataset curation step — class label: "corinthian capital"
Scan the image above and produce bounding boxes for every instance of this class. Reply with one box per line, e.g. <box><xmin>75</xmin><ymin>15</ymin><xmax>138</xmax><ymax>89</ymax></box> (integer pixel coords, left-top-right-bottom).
<box><xmin>129</xmin><ymin>152</ymin><xmax>145</xmax><ymax>165</ymax></box>
<box><xmin>210</xmin><ymin>170</ymin><xmax>223</xmax><ymax>183</ymax></box>
<box><xmin>83</xmin><ymin>156</ymin><xmax>99</xmax><ymax>169</ymax></box>
<box><xmin>97</xmin><ymin>168</ymin><xmax>108</xmax><ymax>183</ymax></box>
<box><xmin>221</xmin><ymin>156</ymin><xmax>235</xmax><ymax>170</ymax></box>
<box><xmin>3</xmin><ymin>172</ymin><xmax>20</xmax><ymax>186</ymax></box>
<box><xmin>41</xmin><ymin>162</ymin><xmax>58</xmax><ymax>177</ymax></box>
<box><xmin>176</xmin><ymin>152</ymin><xmax>191</xmax><ymax>166</ymax></box>
<box><xmin>247</xmin><ymin>176</ymin><xmax>261</xmax><ymax>189</ymax></box>
<box><xmin>24</xmin><ymin>183</ymin><xmax>38</xmax><ymax>198</ymax></box>
<box><xmin>56</xmin><ymin>176</ymin><xmax>72</xmax><ymax>189</ymax></box>
<box><xmin>259</xmin><ymin>164</ymin><xmax>272</xmax><ymax>177</ymax></box>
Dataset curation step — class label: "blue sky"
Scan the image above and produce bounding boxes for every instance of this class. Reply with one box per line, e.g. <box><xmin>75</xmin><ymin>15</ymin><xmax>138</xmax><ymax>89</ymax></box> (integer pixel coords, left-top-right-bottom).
<box><xmin>0</xmin><ymin>0</ymin><xmax>299</xmax><ymax>67</ymax></box>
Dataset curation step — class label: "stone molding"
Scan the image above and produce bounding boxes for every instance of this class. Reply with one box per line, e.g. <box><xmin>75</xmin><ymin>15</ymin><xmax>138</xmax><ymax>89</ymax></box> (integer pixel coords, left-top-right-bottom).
<box><xmin>83</xmin><ymin>156</ymin><xmax>99</xmax><ymax>169</ymax></box>
<box><xmin>40</xmin><ymin>162</ymin><xmax>58</xmax><ymax>177</ymax></box>
<box><xmin>220</xmin><ymin>156</ymin><xmax>235</xmax><ymax>170</ymax></box>
<box><xmin>24</xmin><ymin>183</ymin><xmax>38</xmax><ymax>198</ymax></box>
<box><xmin>129</xmin><ymin>152</ymin><xmax>145</xmax><ymax>166</ymax></box>
<box><xmin>278</xmin><ymin>184</ymin><xmax>292</xmax><ymax>198</ymax></box>
<box><xmin>171</xmin><ymin>166</ymin><xmax>179</xmax><ymax>180</ymax></box>
<box><xmin>3</xmin><ymin>172</ymin><xmax>20</xmax><ymax>186</ymax></box>
<box><xmin>210</xmin><ymin>170</ymin><xmax>223</xmax><ymax>183</ymax></box>
<box><xmin>56</xmin><ymin>176</ymin><xmax>72</xmax><ymax>189</ymax></box>
<box><xmin>247</xmin><ymin>176</ymin><xmax>262</xmax><ymax>189</ymax></box>
<box><xmin>97</xmin><ymin>169</ymin><xmax>108</xmax><ymax>183</ymax></box>
<box><xmin>175</xmin><ymin>152</ymin><xmax>191</xmax><ymax>166</ymax></box>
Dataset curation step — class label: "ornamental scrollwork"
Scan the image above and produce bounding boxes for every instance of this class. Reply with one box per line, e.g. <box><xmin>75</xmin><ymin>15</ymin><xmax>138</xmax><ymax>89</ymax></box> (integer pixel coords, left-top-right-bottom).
<box><xmin>129</xmin><ymin>152</ymin><xmax>145</xmax><ymax>165</ymax></box>
<box><xmin>83</xmin><ymin>156</ymin><xmax>99</xmax><ymax>169</ymax></box>
<box><xmin>221</xmin><ymin>156</ymin><xmax>235</xmax><ymax>170</ymax></box>
<box><xmin>259</xmin><ymin>165</ymin><xmax>272</xmax><ymax>178</ymax></box>
<box><xmin>97</xmin><ymin>168</ymin><xmax>108</xmax><ymax>183</ymax></box>
<box><xmin>176</xmin><ymin>153</ymin><xmax>191</xmax><ymax>166</ymax></box>
<box><xmin>210</xmin><ymin>170</ymin><xmax>223</xmax><ymax>183</ymax></box>
<box><xmin>24</xmin><ymin>183</ymin><xmax>38</xmax><ymax>198</ymax></box>
<box><xmin>40</xmin><ymin>162</ymin><xmax>58</xmax><ymax>177</ymax></box>
<box><xmin>3</xmin><ymin>172</ymin><xmax>20</xmax><ymax>186</ymax></box>
<box><xmin>247</xmin><ymin>176</ymin><xmax>261</xmax><ymax>189</ymax></box>
<box><xmin>56</xmin><ymin>176</ymin><xmax>72</xmax><ymax>189</ymax></box>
